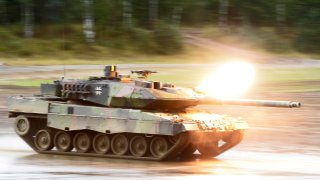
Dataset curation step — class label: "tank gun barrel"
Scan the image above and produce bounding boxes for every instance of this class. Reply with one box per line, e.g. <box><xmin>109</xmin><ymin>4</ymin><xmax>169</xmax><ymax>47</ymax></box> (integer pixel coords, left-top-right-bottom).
<box><xmin>199</xmin><ymin>98</ymin><xmax>301</xmax><ymax>108</ymax></box>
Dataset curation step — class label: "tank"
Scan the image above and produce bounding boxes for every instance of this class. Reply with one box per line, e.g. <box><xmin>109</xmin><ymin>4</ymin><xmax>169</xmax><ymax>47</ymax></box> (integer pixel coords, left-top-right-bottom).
<box><xmin>7</xmin><ymin>65</ymin><xmax>301</xmax><ymax>161</ymax></box>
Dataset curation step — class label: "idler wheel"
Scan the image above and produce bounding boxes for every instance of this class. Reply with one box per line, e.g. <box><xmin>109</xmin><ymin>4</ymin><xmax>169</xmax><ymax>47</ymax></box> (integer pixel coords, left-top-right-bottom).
<box><xmin>129</xmin><ymin>135</ymin><xmax>148</xmax><ymax>157</ymax></box>
<box><xmin>54</xmin><ymin>131</ymin><xmax>73</xmax><ymax>152</ymax></box>
<box><xmin>14</xmin><ymin>115</ymin><xmax>31</xmax><ymax>136</ymax></box>
<box><xmin>197</xmin><ymin>142</ymin><xmax>219</xmax><ymax>157</ymax></box>
<box><xmin>73</xmin><ymin>132</ymin><xmax>92</xmax><ymax>153</ymax></box>
<box><xmin>34</xmin><ymin>129</ymin><xmax>54</xmax><ymax>151</ymax></box>
<box><xmin>93</xmin><ymin>133</ymin><xmax>110</xmax><ymax>154</ymax></box>
<box><xmin>150</xmin><ymin>136</ymin><xmax>168</xmax><ymax>158</ymax></box>
<box><xmin>111</xmin><ymin>134</ymin><xmax>129</xmax><ymax>155</ymax></box>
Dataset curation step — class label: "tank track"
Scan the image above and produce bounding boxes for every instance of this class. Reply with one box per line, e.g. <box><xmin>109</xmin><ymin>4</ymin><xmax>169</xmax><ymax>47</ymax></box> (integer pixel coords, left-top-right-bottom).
<box><xmin>14</xmin><ymin>114</ymin><xmax>244</xmax><ymax>161</ymax></box>
<box><xmin>15</xmin><ymin>114</ymin><xmax>192</xmax><ymax>161</ymax></box>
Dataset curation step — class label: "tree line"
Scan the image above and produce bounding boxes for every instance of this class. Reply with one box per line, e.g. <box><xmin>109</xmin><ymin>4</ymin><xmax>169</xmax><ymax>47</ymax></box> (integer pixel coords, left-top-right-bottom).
<box><xmin>0</xmin><ymin>0</ymin><xmax>319</xmax><ymax>54</ymax></box>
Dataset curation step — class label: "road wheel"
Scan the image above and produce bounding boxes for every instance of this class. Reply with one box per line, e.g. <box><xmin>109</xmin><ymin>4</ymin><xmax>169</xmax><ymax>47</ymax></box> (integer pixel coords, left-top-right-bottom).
<box><xmin>93</xmin><ymin>133</ymin><xmax>110</xmax><ymax>154</ymax></box>
<box><xmin>54</xmin><ymin>131</ymin><xmax>73</xmax><ymax>152</ymax></box>
<box><xmin>150</xmin><ymin>136</ymin><xmax>168</xmax><ymax>158</ymax></box>
<box><xmin>34</xmin><ymin>129</ymin><xmax>54</xmax><ymax>151</ymax></box>
<box><xmin>111</xmin><ymin>134</ymin><xmax>129</xmax><ymax>155</ymax></box>
<box><xmin>14</xmin><ymin>115</ymin><xmax>31</xmax><ymax>136</ymax></box>
<box><xmin>130</xmin><ymin>135</ymin><xmax>148</xmax><ymax>157</ymax></box>
<box><xmin>73</xmin><ymin>132</ymin><xmax>92</xmax><ymax>153</ymax></box>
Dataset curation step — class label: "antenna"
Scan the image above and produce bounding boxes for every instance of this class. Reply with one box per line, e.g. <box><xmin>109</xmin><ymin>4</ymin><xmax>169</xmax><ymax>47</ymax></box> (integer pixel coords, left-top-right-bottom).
<box><xmin>62</xmin><ymin>64</ymin><xmax>66</xmax><ymax>80</ymax></box>
<box><xmin>61</xmin><ymin>1</ymin><xmax>66</xmax><ymax>80</ymax></box>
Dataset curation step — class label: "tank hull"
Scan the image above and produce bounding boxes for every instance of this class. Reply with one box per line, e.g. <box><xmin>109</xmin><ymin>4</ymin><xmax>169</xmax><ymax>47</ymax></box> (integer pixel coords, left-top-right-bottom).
<box><xmin>8</xmin><ymin>96</ymin><xmax>247</xmax><ymax>161</ymax></box>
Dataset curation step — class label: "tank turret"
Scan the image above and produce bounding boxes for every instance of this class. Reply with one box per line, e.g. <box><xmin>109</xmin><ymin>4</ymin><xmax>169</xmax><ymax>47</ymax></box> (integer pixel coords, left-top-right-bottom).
<box><xmin>40</xmin><ymin>65</ymin><xmax>301</xmax><ymax>110</ymax></box>
<box><xmin>40</xmin><ymin>65</ymin><xmax>199</xmax><ymax>110</ymax></box>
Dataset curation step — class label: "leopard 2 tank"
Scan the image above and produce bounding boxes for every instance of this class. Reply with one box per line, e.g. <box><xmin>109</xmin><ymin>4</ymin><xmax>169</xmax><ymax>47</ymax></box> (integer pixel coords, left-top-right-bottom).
<box><xmin>7</xmin><ymin>65</ymin><xmax>301</xmax><ymax>160</ymax></box>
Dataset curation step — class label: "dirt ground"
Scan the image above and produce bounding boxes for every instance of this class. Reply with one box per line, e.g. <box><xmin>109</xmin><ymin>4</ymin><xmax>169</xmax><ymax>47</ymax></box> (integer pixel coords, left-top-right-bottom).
<box><xmin>0</xmin><ymin>66</ymin><xmax>319</xmax><ymax>179</ymax></box>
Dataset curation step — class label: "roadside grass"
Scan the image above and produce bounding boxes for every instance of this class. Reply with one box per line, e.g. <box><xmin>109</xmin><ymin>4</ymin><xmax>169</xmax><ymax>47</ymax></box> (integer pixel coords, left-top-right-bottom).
<box><xmin>150</xmin><ymin>67</ymin><xmax>320</xmax><ymax>92</ymax></box>
<box><xmin>1</xmin><ymin>67</ymin><xmax>319</xmax><ymax>93</ymax></box>
<box><xmin>0</xmin><ymin>79</ymin><xmax>53</xmax><ymax>87</ymax></box>
<box><xmin>257</xmin><ymin>68</ymin><xmax>320</xmax><ymax>82</ymax></box>
<box><xmin>196</xmin><ymin>26</ymin><xmax>320</xmax><ymax>59</ymax></box>
<box><xmin>0</xmin><ymin>46</ymin><xmax>226</xmax><ymax>66</ymax></box>
<box><xmin>1</xmin><ymin>26</ymin><xmax>320</xmax><ymax>67</ymax></box>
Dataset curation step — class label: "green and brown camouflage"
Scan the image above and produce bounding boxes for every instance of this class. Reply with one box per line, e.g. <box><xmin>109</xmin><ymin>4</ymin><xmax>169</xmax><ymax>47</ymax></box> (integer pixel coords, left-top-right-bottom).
<box><xmin>7</xmin><ymin>65</ymin><xmax>301</xmax><ymax>160</ymax></box>
<box><xmin>41</xmin><ymin>78</ymin><xmax>199</xmax><ymax>110</ymax></box>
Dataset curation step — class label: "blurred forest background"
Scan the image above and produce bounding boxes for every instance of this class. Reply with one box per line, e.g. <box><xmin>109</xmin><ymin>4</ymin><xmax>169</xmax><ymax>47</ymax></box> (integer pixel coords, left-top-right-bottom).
<box><xmin>0</xmin><ymin>0</ymin><xmax>319</xmax><ymax>64</ymax></box>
